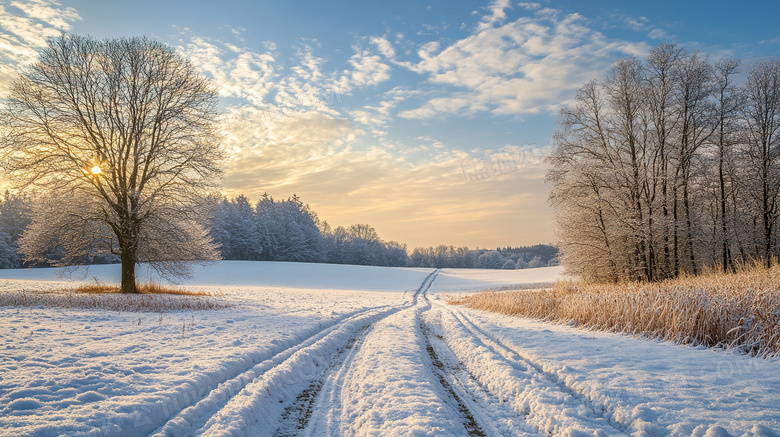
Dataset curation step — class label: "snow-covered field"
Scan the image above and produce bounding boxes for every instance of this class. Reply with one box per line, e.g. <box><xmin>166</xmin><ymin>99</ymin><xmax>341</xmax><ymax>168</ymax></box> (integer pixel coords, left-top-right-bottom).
<box><xmin>0</xmin><ymin>261</ymin><xmax>778</xmax><ymax>436</ymax></box>
<box><xmin>429</xmin><ymin>266</ymin><xmax>565</xmax><ymax>294</ymax></box>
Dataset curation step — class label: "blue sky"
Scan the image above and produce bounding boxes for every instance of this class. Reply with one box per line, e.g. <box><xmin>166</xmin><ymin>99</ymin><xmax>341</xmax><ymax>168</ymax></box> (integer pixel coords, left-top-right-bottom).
<box><xmin>1</xmin><ymin>0</ymin><xmax>779</xmax><ymax>248</ymax></box>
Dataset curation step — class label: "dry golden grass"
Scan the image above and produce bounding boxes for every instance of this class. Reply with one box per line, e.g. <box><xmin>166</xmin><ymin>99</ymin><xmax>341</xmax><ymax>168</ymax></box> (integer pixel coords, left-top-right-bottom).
<box><xmin>0</xmin><ymin>281</ymin><xmax>226</xmax><ymax>312</ymax></box>
<box><xmin>453</xmin><ymin>264</ymin><xmax>780</xmax><ymax>358</ymax></box>
<box><xmin>74</xmin><ymin>281</ymin><xmax>212</xmax><ymax>296</ymax></box>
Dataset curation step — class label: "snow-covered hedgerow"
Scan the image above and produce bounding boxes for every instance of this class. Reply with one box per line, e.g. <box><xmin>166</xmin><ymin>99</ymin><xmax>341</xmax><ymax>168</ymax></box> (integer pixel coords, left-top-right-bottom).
<box><xmin>458</xmin><ymin>264</ymin><xmax>780</xmax><ymax>358</ymax></box>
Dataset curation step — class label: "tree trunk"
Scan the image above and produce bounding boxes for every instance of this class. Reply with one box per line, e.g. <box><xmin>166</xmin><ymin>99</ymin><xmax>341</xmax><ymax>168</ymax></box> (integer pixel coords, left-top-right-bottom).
<box><xmin>719</xmin><ymin>128</ymin><xmax>731</xmax><ymax>272</ymax></box>
<box><xmin>763</xmin><ymin>154</ymin><xmax>773</xmax><ymax>268</ymax></box>
<box><xmin>119</xmin><ymin>222</ymin><xmax>139</xmax><ymax>293</ymax></box>
<box><xmin>673</xmin><ymin>184</ymin><xmax>679</xmax><ymax>277</ymax></box>
<box><xmin>662</xmin><ymin>174</ymin><xmax>671</xmax><ymax>277</ymax></box>
<box><xmin>718</xmin><ymin>91</ymin><xmax>733</xmax><ymax>273</ymax></box>
<box><xmin>683</xmin><ymin>175</ymin><xmax>698</xmax><ymax>275</ymax></box>
<box><xmin>121</xmin><ymin>250</ymin><xmax>137</xmax><ymax>293</ymax></box>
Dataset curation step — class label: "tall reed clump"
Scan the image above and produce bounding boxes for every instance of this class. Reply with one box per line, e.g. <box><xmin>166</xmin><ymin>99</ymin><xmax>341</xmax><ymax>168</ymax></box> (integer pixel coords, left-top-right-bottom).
<box><xmin>456</xmin><ymin>263</ymin><xmax>780</xmax><ymax>358</ymax></box>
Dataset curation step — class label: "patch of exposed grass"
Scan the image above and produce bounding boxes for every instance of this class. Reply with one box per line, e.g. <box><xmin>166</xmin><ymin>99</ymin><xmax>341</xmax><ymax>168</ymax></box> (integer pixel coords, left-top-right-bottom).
<box><xmin>74</xmin><ymin>281</ymin><xmax>212</xmax><ymax>296</ymax></box>
<box><xmin>451</xmin><ymin>264</ymin><xmax>780</xmax><ymax>358</ymax></box>
<box><xmin>0</xmin><ymin>281</ymin><xmax>227</xmax><ymax>312</ymax></box>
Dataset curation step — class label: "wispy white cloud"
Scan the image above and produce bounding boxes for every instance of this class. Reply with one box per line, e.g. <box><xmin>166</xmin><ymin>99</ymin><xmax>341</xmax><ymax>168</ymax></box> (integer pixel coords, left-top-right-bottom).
<box><xmin>647</xmin><ymin>28</ymin><xmax>672</xmax><ymax>41</ymax></box>
<box><xmin>399</xmin><ymin>6</ymin><xmax>648</xmax><ymax>119</ymax></box>
<box><xmin>181</xmin><ymin>35</ymin><xmax>278</xmax><ymax>107</ymax></box>
<box><xmin>335</xmin><ymin>46</ymin><xmax>392</xmax><ymax>90</ymax></box>
<box><xmin>370</xmin><ymin>36</ymin><xmax>396</xmax><ymax>58</ymax></box>
<box><xmin>760</xmin><ymin>36</ymin><xmax>780</xmax><ymax>45</ymax></box>
<box><xmin>478</xmin><ymin>0</ymin><xmax>512</xmax><ymax>31</ymax></box>
<box><xmin>0</xmin><ymin>0</ymin><xmax>81</xmax><ymax>94</ymax></box>
<box><xmin>417</xmin><ymin>40</ymin><xmax>441</xmax><ymax>59</ymax></box>
<box><xmin>620</xmin><ymin>14</ymin><xmax>675</xmax><ymax>41</ymax></box>
<box><xmin>517</xmin><ymin>2</ymin><xmax>541</xmax><ymax>11</ymax></box>
<box><xmin>623</xmin><ymin>16</ymin><xmax>649</xmax><ymax>32</ymax></box>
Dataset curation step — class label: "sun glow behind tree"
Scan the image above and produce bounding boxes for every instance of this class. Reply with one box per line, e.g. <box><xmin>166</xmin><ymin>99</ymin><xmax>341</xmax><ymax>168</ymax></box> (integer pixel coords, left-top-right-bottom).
<box><xmin>0</xmin><ymin>34</ymin><xmax>225</xmax><ymax>293</ymax></box>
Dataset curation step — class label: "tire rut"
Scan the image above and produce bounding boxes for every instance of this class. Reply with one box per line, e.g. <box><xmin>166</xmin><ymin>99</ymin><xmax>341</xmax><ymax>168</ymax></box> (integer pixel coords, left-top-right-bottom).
<box><xmin>421</xmin><ymin>320</ymin><xmax>487</xmax><ymax>437</ymax></box>
<box><xmin>151</xmin><ymin>304</ymin><xmax>396</xmax><ymax>436</ymax></box>
<box><xmin>288</xmin><ymin>269</ymin><xmax>442</xmax><ymax>436</ymax></box>
<box><xmin>272</xmin><ymin>325</ymin><xmax>369</xmax><ymax>437</ymax></box>
<box><xmin>445</xmin><ymin>306</ymin><xmax>629</xmax><ymax>435</ymax></box>
<box><xmin>162</xmin><ymin>270</ymin><xmax>439</xmax><ymax>436</ymax></box>
<box><xmin>421</xmin><ymin>278</ymin><xmax>541</xmax><ymax>437</ymax></box>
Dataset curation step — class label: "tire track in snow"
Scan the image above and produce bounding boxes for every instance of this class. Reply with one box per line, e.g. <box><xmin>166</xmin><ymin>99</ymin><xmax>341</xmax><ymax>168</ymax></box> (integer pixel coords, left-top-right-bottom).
<box><xmin>436</xmin><ymin>304</ymin><xmax>630</xmax><ymax>436</ymax></box>
<box><xmin>149</xmin><ymin>306</ymin><xmax>394</xmax><ymax>437</ymax></box>
<box><xmin>421</xmin><ymin>320</ymin><xmax>487</xmax><ymax>437</ymax></box>
<box><xmin>153</xmin><ymin>270</ymin><xmax>438</xmax><ymax>437</ymax></box>
<box><xmin>273</xmin><ymin>324</ymin><xmax>370</xmax><ymax>436</ymax></box>
<box><xmin>300</xmin><ymin>268</ymin><xmax>489</xmax><ymax>437</ymax></box>
<box><xmin>415</xmin><ymin>271</ymin><xmax>506</xmax><ymax>437</ymax></box>
<box><xmin>421</xmin><ymin>312</ymin><xmax>541</xmax><ymax>437</ymax></box>
<box><xmin>282</xmin><ymin>269</ymin><xmax>443</xmax><ymax>436</ymax></box>
<box><xmin>409</xmin><ymin>270</ymin><xmax>492</xmax><ymax>437</ymax></box>
<box><xmin>420</xmin><ymin>284</ymin><xmax>541</xmax><ymax>437</ymax></box>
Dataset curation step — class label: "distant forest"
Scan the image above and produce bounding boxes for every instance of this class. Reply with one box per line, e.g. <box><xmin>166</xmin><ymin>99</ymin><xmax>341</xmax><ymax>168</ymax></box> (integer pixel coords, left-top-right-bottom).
<box><xmin>0</xmin><ymin>191</ymin><xmax>558</xmax><ymax>270</ymax></box>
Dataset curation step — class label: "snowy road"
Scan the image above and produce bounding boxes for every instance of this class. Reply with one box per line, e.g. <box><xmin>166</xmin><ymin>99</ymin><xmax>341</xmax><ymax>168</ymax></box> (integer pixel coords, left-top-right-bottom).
<box><xmin>153</xmin><ymin>270</ymin><xmax>443</xmax><ymax>436</ymax></box>
<box><xmin>1</xmin><ymin>263</ymin><xmax>779</xmax><ymax>436</ymax></box>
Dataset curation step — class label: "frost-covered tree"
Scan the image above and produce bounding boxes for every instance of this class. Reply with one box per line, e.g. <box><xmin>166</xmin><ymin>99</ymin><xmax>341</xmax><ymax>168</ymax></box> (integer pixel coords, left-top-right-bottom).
<box><xmin>527</xmin><ymin>256</ymin><xmax>544</xmax><ymax>269</ymax></box>
<box><xmin>321</xmin><ymin>222</ymin><xmax>410</xmax><ymax>267</ymax></box>
<box><xmin>256</xmin><ymin>194</ymin><xmax>325</xmax><ymax>263</ymax></box>
<box><xmin>0</xmin><ymin>191</ymin><xmax>31</xmax><ymax>268</ymax></box>
<box><xmin>408</xmin><ymin>247</ymin><xmax>431</xmax><ymax>267</ymax></box>
<box><xmin>384</xmin><ymin>241</ymin><xmax>409</xmax><ymax>267</ymax></box>
<box><xmin>478</xmin><ymin>250</ymin><xmax>505</xmax><ymax>269</ymax></box>
<box><xmin>711</xmin><ymin>58</ymin><xmax>742</xmax><ymax>272</ymax></box>
<box><xmin>323</xmin><ymin>225</ymin><xmax>350</xmax><ymax>264</ymax></box>
<box><xmin>210</xmin><ymin>195</ymin><xmax>261</xmax><ymax>260</ymax></box>
<box><xmin>550</xmin><ymin>45</ymin><xmax>780</xmax><ymax>281</ymax></box>
<box><xmin>347</xmin><ymin>224</ymin><xmax>380</xmax><ymax>243</ymax></box>
<box><xmin>0</xmin><ymin>35</ymin><xmax>223</xmax><ymax>292</ymax></box>
<box><xmin>743</xmin><ymin>59</ymin><xmax>780</xmax><ymax>268</ymax></box>
<box><xmin>337</xmin><ymin>224</ymin><xmax>381</xmax><ymax>265</ymax></box>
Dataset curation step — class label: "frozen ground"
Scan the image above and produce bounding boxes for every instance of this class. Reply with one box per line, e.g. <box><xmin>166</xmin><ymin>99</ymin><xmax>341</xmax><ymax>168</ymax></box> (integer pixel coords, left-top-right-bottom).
<box><xmin>0</xmin><ymin>261</ymin><xmax>778</xmax><ymax>436</ymax></box>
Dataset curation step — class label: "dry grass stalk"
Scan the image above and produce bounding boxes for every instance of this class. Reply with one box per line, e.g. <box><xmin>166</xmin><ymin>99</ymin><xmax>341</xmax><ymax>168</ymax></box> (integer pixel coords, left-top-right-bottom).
<box><xmin>0</xmin><ymin>281</ymin><xmax>227</xmax><ymax>312</ymax></box>
<box><xmin>453</xmin><ymin>264</ymin><xmax>780</xmax><ymax>358</ymax></box>
<box><xmin>74</xmin><ymin>281</ymin><xmax>212</xmax><ymax>296</ymax></box>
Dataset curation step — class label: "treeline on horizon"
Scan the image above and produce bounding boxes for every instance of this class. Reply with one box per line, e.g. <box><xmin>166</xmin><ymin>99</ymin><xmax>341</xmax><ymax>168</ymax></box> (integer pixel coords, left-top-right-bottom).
<box><xmin>0</xmin><ymin>191</ymin><xmax>558</xmax><ymax>270</ymax></box>
<box><xmin>549</xmin><ymin>43</ymin><xmax>780</xmax><ymax>282</ymax></box>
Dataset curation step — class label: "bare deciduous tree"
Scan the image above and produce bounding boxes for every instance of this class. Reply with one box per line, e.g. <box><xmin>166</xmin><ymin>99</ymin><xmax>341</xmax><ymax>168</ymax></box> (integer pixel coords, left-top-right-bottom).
<box><xmin>712</xmin><ymin>58</ymin><xmax>742</xmax><ymax>272</ymax></box>
<box><xmin>744</xmin><ymin>59</ymin><xmax>780</xmax><ymax>268</ymax></box>
<box><xmin>0</xmin><ymin>34</ymin><xmax>224</xmax><ymax>292</ymax></box>
<box><xmin>550</xmin><ymin>45</ymin><xmax>780</xmax><ymax>281</ymax></box>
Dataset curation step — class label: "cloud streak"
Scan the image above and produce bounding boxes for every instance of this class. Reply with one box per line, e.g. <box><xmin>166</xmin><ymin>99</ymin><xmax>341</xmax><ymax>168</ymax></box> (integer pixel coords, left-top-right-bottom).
<box><xmin>398</xmin><ymin>6</ymin><xmax>648</xmax><ymax>119</ymax></box>
<box><xmin>0</xmin><ymin>0</ymin><xmax>81</xmax><ymax>94</ymax></box>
